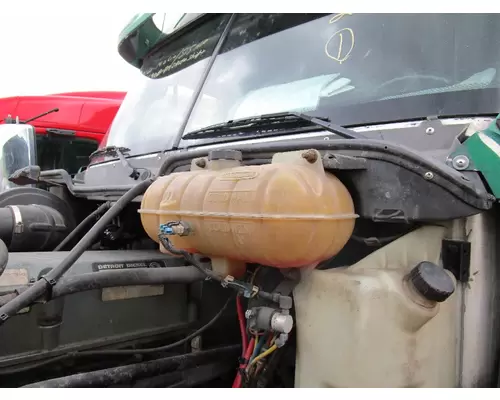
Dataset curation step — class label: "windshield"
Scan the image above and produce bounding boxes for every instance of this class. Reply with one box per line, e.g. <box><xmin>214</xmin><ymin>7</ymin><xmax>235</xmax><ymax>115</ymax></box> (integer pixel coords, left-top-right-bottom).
<box><xmin>104</xmin><ymin>14</ymin><xmax>228</xmax><ymax>156</ymax></box>
<box><xmin>183</xmin><ymin>13</ymin><xmax>500</xmax><ymax>136</ymax></box>
<box><xmin>106</xmin><ymin>13</ymin><xmax>500</xmax><ymax>156</ymax></box>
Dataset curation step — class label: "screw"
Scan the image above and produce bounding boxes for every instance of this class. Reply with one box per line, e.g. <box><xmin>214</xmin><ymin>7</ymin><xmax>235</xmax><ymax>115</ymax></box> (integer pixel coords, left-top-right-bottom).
<box><xmin>425</xmin><ymin>127</ymin><xmax>435</xmax><ymax>135</ymax></box>
<box><xmin>302</xmin><ymin>149</ymin><xmax>318</xmax><ymax>163</ymax></box>
<box><xmin>424</xmin><ymin>171</ymin><xmax>434</xmax><ymax>180</ymax></box>
<box><xmin>195</xmin><ymin>158</ymin><xmax>206</xmax><ymax>168</ymax></box>
<box><xmin>245</xmin><ymin>309</ymin><xmax>254</xmax><ymax>319</ymax></box>
<box><xmin>452</xmin><ymin>155</ymin><xmax>470</xmax><ymax>171</ymax></box>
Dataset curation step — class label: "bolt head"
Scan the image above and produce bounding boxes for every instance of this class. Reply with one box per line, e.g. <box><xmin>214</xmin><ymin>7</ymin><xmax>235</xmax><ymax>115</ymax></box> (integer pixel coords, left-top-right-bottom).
<box><xmin>195</xmin><ymin>158</ymin><xmax>206</xmax><ymax>168</ymax></box>
<box><xmin>245</xmin><ymin>309</ymin><xmax>254</xmax><ymax>319</ymax></box>
<box><xmin>425</xmin><ymin>127</ymin><xmax>435</xmax><ymax>135</ymax></box>
<box><xmin>302</xmin><ymin>149</ymin><xmax>318</xmax><ymax>163</ymax></box>
<box><xmin>424</xmin><ymin>171</ymin><xmax>434</xmax><ymax>180</ymax></box>
<box><xmin>452</xmin><ymin>155</ymin><xmax>470</xmax><ymax>171</ymax></box>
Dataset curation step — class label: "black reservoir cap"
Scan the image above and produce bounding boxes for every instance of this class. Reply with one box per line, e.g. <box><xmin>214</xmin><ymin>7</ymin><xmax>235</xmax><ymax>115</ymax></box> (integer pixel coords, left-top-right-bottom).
<box><xmin>408</xmin><ymin>261</ymin><xmax>455</xmax><ymax>302</ymax></box>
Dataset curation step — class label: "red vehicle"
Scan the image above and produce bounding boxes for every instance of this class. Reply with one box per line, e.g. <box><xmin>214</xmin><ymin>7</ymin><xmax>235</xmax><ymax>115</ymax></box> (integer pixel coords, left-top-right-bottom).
<box><xmin>0</xmin><ymin>91</ymin><xmax>125</xmax><ymax>175</ymax></box>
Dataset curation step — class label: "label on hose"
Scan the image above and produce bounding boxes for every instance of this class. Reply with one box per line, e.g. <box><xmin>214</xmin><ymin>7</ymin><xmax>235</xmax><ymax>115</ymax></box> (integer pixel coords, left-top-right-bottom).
<box><xmin>91</xmin><ymin>259</ymin><xmax>168</xmax><ymax>302</ymax></box>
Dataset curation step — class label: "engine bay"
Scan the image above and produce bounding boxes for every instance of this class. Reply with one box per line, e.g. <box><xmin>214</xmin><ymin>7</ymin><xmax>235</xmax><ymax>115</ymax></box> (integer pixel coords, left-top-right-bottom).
<box><xmin>0</xmin><ymin>120</ymin><xmax>498</xmax><ymax>387</ymax></box>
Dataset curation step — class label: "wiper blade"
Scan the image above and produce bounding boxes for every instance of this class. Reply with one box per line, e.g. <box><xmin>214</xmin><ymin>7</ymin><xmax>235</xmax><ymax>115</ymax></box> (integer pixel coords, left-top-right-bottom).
<box><xmin>182</xmin><ymin>111</ymin><xmax>365</xmax><ymax>140</ymax></box>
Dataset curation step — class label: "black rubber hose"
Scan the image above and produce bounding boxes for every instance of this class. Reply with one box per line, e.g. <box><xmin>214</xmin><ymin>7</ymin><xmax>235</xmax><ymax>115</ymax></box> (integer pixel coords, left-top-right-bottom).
<box><xmin>51</xmin><ymin>267</ymin><xmax>205</xmax><ymax>298</ymax></box>
<box><xmin>54</xmin><ymin>202</ymin><xmax>112</xmax><ymax>251</ymax></box>
<box><xmin>159</xmin><ymin>235</ymin><xmax>221</xmax><ymax>282</ymax></box>
<box><xmin>0</xmin><ymin>178</ymin><xmax>154</xmax><ymax>325</ymax></box>
<box><xmin>133</xmin><ymin>362</ymin><xmax>232</xmax><ymax>388</ymax></box>
<box><xmin>22</xmin><ymin>345</ymin><xmax>240</xmax><ymax>388</ymax></box>
<box><xmin>166</xmin><ymin>362</ymin><xmax>236</xmax><ymax>388</ymax></box>
<box><xmin>0</xmin><ymin>239</ymin><xmax>8</xmax><ymax>277</ymax></box>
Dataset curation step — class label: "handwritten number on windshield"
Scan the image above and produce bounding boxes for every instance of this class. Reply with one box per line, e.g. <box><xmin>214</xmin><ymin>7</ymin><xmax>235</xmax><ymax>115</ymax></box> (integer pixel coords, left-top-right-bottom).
<box><xmin>325</xmin><ymin>14</ymin><xmax>355</xmax><ymax>65</ymax></box>
<box><xmin>329</xmin><ymin>13</ymin><xmax>352</xmax><ymax>24</ymax></box>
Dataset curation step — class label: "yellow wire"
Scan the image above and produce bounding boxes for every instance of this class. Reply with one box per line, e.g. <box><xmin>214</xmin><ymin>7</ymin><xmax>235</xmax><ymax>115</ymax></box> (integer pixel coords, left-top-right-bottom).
<box><xmin>248</xmin><ymin>344</ymin><xmax>278</xmax><ymax>367</ymax></box>
<box><xmin>250</xmin><ymin>266</ymin><xmax>262</xmax><ymax>285</ymax></box>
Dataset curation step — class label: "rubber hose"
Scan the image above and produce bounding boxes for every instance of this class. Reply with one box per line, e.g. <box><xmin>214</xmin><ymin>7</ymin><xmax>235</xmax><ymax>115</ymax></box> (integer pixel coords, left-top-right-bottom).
<box><xmin>134</xmin><ymin>362</ymin><xmax>232</xmax><ymax>388</ymax></box>
<box><xmin>22</xmin><ymin>345</ymin><xmax>240</xmax><ymax>388</ymax></box>
<box><xmin>166</xmin><ymin>362</ymin><xmax>236</xmax><ymax>388</ymax></box>
<box><xmin>0</xmin><ymin>178</ymin><xmax>154</xmax><ymax>325</ymax></box>
<box><xmin>51</xmin><ymin>266</ymin><xmax>205</xmax><ymax>298</ymax></box>
<box><xmin>54</xmin><ymin>202</ymin><xmax>112</xmax><ymax>251</ymax></box>
<box><xmin>0</xmin><ymin>239</ymin><xmax>8</xmax><ymax>277</ymax></box>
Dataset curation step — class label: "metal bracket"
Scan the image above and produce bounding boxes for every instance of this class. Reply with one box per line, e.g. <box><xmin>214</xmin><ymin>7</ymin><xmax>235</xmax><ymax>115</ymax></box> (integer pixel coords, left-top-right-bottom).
<box><xmin>322</xmin><ymin>153</ymin><xmax>367</xmax><ymax>170</ymax></box>
<box><xmin>442</xmin><ymin>239</ymin><xmax>471</xmax><ymax>283</ymax></box>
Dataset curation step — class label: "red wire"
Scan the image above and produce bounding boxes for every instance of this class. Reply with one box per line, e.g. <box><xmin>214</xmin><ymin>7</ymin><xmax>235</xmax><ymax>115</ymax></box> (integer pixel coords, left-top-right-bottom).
<box><xmin>236</xmin><ymin>295</ymin><xmax>248</xmax><ymax>355</ymax></box>
<box><xmin>232</xmin><ymin>337</ymin><xmax>255</xmax><ymax>388</ymax></box>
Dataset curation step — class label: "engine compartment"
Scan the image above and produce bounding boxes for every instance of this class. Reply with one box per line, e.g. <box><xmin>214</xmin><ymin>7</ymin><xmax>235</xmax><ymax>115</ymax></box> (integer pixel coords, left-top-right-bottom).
<box><xmin>0</xmin><ymin>133</ymin><xmax>498</xmax><ymax>388</ymax></box>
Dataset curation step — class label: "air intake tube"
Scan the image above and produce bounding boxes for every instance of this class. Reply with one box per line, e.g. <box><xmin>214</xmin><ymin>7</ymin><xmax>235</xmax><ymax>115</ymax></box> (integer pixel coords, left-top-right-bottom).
<box><xmin>0</xmin><ymin>205</ymin><xmax>69</xmax><ymax>252</ymax></box>
<box><xmin>0</xmin><ymin>239</ymin><xmax>7</xmax><ymax>277</ymax></box>
<box><xmin>0</xmin><ymin>188</ymin><xmax>74</xmax><ymax>253</ymax></box>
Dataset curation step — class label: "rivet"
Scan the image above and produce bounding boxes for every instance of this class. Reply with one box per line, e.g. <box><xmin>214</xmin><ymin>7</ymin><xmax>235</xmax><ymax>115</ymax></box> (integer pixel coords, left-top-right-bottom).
<box><xmin>424</xmin><ymin>171</ymin><xmax>434</xmax><ymax>180</ymax></box>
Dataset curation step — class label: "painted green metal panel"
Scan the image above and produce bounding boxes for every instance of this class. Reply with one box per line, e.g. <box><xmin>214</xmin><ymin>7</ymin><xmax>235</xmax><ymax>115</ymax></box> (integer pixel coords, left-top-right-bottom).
<box><xmin>461</xmin><ymin>115</ymin><xmax>500</xmax><ymax>198</ymax></box>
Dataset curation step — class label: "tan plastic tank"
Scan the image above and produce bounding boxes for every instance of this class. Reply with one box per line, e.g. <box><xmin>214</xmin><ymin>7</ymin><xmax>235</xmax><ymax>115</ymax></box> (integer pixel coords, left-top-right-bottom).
<box><xmin>139</xmin><ymin>149</ymin><xmax>356</xmax><ymax>269</ymax></box>
<box><xmin>293</xmin><ymin>225</ymin><xmax>459</xmax><ymax>388</ymax></box>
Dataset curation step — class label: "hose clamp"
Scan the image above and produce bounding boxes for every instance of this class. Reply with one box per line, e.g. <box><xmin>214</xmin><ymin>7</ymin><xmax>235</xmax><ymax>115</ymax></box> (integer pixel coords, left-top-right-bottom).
<box><xmin>8</xmin><ymin>206</ymin><xmax>23</xmax><ymax>234</ymax></box>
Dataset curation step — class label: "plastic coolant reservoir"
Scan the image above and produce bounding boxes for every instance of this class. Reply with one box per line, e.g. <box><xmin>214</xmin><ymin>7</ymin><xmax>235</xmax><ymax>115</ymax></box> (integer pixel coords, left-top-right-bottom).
<box><xmin>293</xmin><ymin>225</ymin><xmax>459</xmax><ymax>388</ymax></box>
<box><xmin>139</xmin><ymin>149</ymin><xmax>356</xmax><ymax>269</ymax></box>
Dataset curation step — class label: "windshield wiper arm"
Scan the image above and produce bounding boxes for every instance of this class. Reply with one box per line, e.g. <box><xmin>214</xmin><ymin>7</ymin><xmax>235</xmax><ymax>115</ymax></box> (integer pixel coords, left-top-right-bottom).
<box><xmin>89</xmin><ymin>146</ymin><xmax>149</xmax><ymax>180</ymax></box>
<box><xmin>182</xmin><ymin>111</ymin><xmax>366</xmax><ymax>140</ymax></box>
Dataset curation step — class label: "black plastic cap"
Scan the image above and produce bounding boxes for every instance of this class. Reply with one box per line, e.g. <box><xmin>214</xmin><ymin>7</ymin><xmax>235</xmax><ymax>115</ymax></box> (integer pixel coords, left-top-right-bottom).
<box><xmin>208</xmin><ymin>149</ymin><xmax>243</xmax><ymax>161</ymax></box>
<box><xmin>408</xmin><ymin>261</ymin><xmax>455</xmax><ymax>302</ymax></box>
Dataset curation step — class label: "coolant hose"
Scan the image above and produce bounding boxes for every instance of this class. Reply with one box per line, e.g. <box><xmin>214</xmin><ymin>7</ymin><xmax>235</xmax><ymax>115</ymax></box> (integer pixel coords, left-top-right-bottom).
<box><xmin>51</xmin><ymin>266</ymin><xmax>205</xmax><ymax>298</ymax></box>
<box><xmin>0</xmin><ymin>178</ymin><xmax>154</xmax><ymax>325</ymax></box>
<box><xmin>22</xmin><ymin>345</ymin><xmax>240</xmax><ymax>388</ymax></box>
<box><xmin>0</xmin><ymin>239</ymin><xmax>8</xmax><ymax>277</ymax></box>
<box><xmin>54</xmin><ymin>201</ymin><xmax>112</xmax><ymax>251</ymax></box>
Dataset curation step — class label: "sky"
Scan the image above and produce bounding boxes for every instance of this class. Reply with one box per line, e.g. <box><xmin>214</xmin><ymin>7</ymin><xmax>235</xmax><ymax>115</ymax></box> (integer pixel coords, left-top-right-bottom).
<box><xmin>0</xmin><ymin>13</ymin><xmax>145</xmax><ymax>98</ymax></box>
